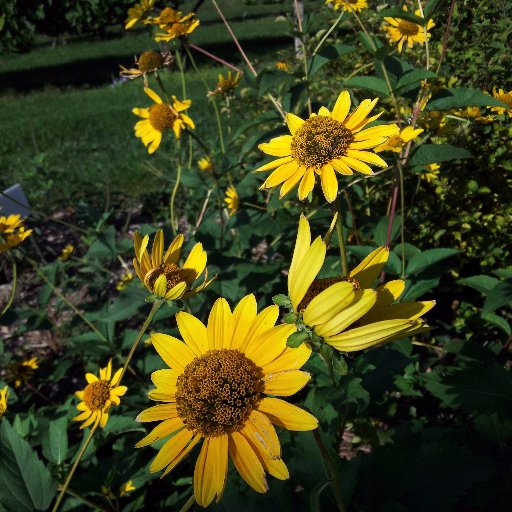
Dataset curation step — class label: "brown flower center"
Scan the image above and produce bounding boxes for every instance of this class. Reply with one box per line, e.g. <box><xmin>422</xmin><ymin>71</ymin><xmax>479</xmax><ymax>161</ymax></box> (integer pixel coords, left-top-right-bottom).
<box><xmin>176</xmin><ymin>349</ymin><xmax>264</xmax><ymax>437</ymax></box>
<box><xmin>138</xmin><ymin>51</ymin><xmax>164</xmax><ymax>72</ymax></box>
<box><xmin>145</xmin><ymin>263</ymin><xmax>193</xmax><ymax>292</ymax></box>
<box><xmin>83</xmin><ymin>380</ymin><xmax>111</xmax><ymax>411</ymax></box>
<box><xmin>398</xmin><ymin>20</ymin><xmax>420</xmax><ymax>37</ymax></box>
<box><xmin>149</xmin><ymin>103</ymin><xmax>177</xmax><ymax>132</ymax></box>
<box><xmin>291</xmin><ymin>115</ymin><xmax>354</xmax><ymax>169</ymax></box>
<box><xmin>298</xmin><ymin>276</ymin><xmax>360</xmax><ymax>311</ymax></box>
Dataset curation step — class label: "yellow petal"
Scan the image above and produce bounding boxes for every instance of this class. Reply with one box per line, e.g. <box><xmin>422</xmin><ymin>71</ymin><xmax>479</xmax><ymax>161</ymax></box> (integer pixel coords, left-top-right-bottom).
<box><xmin>262</xmin><ymin>343</ymin><xmax>312</xmax><ymax>373</ymax></box>
<box><xmin>344</xmin><ymin>98</ymin><xmax>378</xmax><ymax>130</ymax></box>
<box><xmin>375</xmin><ymin>280</ymin><xmax>406</xmax><ymax>307</ymax></box>
<box><xmin>286</xmin><ymin>113</ymin><xmax>305</xmax><ymax>135</ymax></box>
<box><xmin>150</xmin><ymin>428</ymin><xmax>194</xmax><ymax>472</ymax></box>
<box><xmin>151</xmin><ymin>333</ymin><xmax>196</xmax><ymax>372</ymax></box>
<box><xmin>318</xmin><ymin>106</ymin><xmax>331</xmax><ymax>116</ymax></box>
<box><xmin>207</xmin><ymin>298</ymin><xmax>233</xmax><ymax>350</ymax></box>
<box><xmin>194</xmin><ymin>438</ymin><xmax>217</xmax><ymax>506</ymax></box>
<box><xmin>238</xmin><ymin>305</ymin><xmax>280</xmax><ymax>352</ymax></box>
<box><xmin>258</xmin><ymin>398</ymin><xmax>318</xmax><ymax>431</ymax></box>
<box><xmin>298</xmin><ymin>167</ymin><xmax>315</xmax><ymax>200</ymax></box>
<box><xmin>360</xmin><ymin>300</ymin><xmax>436</xmax><ymax>325</ymax></box>
<box><xmin>136</xmin><ymin>417</ymin><xmax>184</xmax><ymax>448</ymax></box>
<box><xmin>182</xmin><ymin>243</ymin><xmax>207</xmax><ymax>281</ymax></box>
<box><xmin>288</xmin><ymin>214</ymin><xmax>311</xmax><ymax>290</ymax></box>
<box><xmin>231</xmin><ymin>294</ymin><xmax>258</xmax><ymax>348</ymax></box>
<box><xmin>353</xmin><ymin>124</ymin><xmax>399</xmax><ymax>141</ymax></box>
<box><xmin>136</xmin><ymin>403</ymin><xmax>178</xmax><ymax>423</ymax></box>
<box><xmin>164</xmin><ymin>281</ymin><xmax>187</xmax><ymax>301</ymax></box>
<box><xmin>279</xmin><ymin>165</ymin><xmax>306</xmax><ymax>198</ymax></box>
<box><xmin>345</xmin><ymin>150</ymin><xmax>388</xmax><ymax>168</ymax></box>
<box><xmin>331</xmin><ymin>158</ymin><xmax>354</xmax><ymax>175</ymax></box>
<box><xmin>245</xmin><ymin>324</ymin><xmax>296</xmax><ymax>367</ymax></box>
<box><xmin>145</xmin><ymin>87</ymin><xmax>163</xmax><ymax>104</ymax></box>
<box><xmin>340</xmin><ymin>156</ymin><xmax>374</xmax><ymax>175</ymax></box>
<box><xmin>151</xmin><ymin>230</ymin><xmax>164</xmax><ymax>268</ymax></box>
<box><xmin>264</xmin><ymin>370</ymin><xmax>311</xmax><ymax>396</ymax></box>
<box><xmin>241</xmin><ymin>410</ymin><xmax>281</xmax><ymax>460</ymax></box>
<box><xmin>176</xmin><ymin>311</ymin><xmax>208</xmax><ymax>356</ymax></box>
<box><xmin>349</xmin><ymin>246</ymin><xmax>389</xmax><ymax>288</ymax></box>
<box><xmin>332</xmin><ymin>90</ymin><xmax>351</xmax><ymax>123</ymax></box>
<box><xmin>163</xmin><ymin>234</ymin><xmax>184</xmax><ymax>264</ymax></box>
<box><xmin>85</xmin><ymin>373</ymin><xmax>98</xmax><ymax>384</ymax></box>
<box><xmin>161</xmin><ymin>434</ymin><xmax>202</xmax><ymax>478</ymax></box>
<box><xmin>255</xmin><ymin>157</ymin><xmax>293</xmax><ymax>173</ymax></box>
<box><xmin>320</xmin><ymin>164</ymin><xmax>338</xmax><ymax>203</ymax></box>
<box><xmin>258</xmin><ymin>135</ymin><xmax>293</xmax><ymax>157</ymax></box>
<box><xmin>262</xmin><ymin>160</ymin><xmax>300</xmax><ymax>188</ymax></box>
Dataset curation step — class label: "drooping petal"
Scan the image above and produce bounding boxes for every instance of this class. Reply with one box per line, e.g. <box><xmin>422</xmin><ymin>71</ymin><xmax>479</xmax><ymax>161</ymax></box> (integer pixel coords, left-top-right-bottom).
<box><xmin>349</xmin><ymin>246</ymin><xmax>389</xmax><ymax>288</ymax></box>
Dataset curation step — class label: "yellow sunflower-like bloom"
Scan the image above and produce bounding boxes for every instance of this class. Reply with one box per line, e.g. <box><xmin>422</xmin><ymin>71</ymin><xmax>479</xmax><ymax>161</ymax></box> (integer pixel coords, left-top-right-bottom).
<box><xmin>133</xmin><ymin>229</ymin><xmax>212</xmax><ymax>301</ymax></box>
<box><xmin>198</xmin><ymin>156</ymin><xmax>213</xmax><ymax>172</ymax></box>
<box><xmin>0</xmin><ymin>386</ymin><xmax>9</xmax><ymax>418</ymax></box>
<box><xmin>133</xmin><ymin>88</ymin><xmax>195</xmax><ymax>154</ymax></box>
<box><xmin>151</xmin><ymin>7</ymin><xmax>200</xmax><ymax>42</ymax></box>
<box><xmin>208</xmin><ymin>71</ymin><xmax>242</xmax><ymax>97</ymax></box>
<box><xmin>453</xmin><ymin>106</ymin><xmax>495</xmax><ymax>125</ymax></box>
<box><xmin>276</xmin><ymin>61</ymin><xmax>290</xmax><ymax>72</ymax></box>
<box><xmin>6</xmin><ymin>357</ymin><xmax>39</xmax><ymax>388</ymax></box>
<box><xmin>374</xmin><ymin>125</ymin><xmax>424</xmax><ymax>153</ymax></box>
<box><xmin>125</xmin><ymin>0</ymin><xmax>155</xmax><ymax>29</ymax></box>
<box><xmin>421</xmin><ymin>163</ymin><xmax>441</xmax><ymax>183</ymax></box>
<box><xmin>58</xmin><ymin>244</ymin><xmax>74</xmax><ymax>261</ymax></box>
<box><xmin>120</xmin><ymin>51</ymin><xmax>173</xmax><ymax>86</ymax></box>
<box><xmin>256</xmin><ymin>90</ymin><xmax>398</xmax><ymax>203</ymax></box>
<box><xmin>135</xmin><ymin>294</ymin><xmax>317</xmax><ymax>507</ymax></box>
<box><xmin>383</xmin><ymin>7</ymin><xmax>435</xmax><ymax>53</ymax></box>
<box><xmin>328</xmin><ymin>0</ymin><xmax>368</xmax><ymax>13</ymax></box>
<box><xmin>74</xmin><ymin>360</ymin><xmax>127</xmax><ymax>430</ymax></box>
<box><xmin>224</xmin><ymin>186</ymin><xmax>239</xmax><ymax>217</ymax></box>
<box><xmin>0</xmin><ymin>214</ymin><xmax>33</xmax><ymax>253</ymax></box>
<box><xmin>288</xmin><ymin>215</ymin><xmax>434</xmax><ymax>352</ymax></box>
<box><xmin>491</xmin><ymin>88</ymin><xmax>512</xmax><ymax>116</ymax></box>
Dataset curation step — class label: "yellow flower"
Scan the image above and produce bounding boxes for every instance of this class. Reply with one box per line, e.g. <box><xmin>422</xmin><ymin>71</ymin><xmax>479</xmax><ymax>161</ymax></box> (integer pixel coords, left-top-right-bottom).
<box><xmin>421</xmin><ymin>163</ymin><xmax>440</xmax><ymax>183</ymax></box>
<box><xmin>133</xmin><ymin>88</ymin><xmax>195</xmax><ymax>154</ymax></box>
<box><xmin>256</xmin><ymin>90</ymin><xmax>398</xmax><ymax>202</ymax></box>
<box><xmin>116</xmin><ymin>271</ymin><xmax>134</xmax><ymax>291</ymax></box>
<box><xmin>151</xmin><ymin>7</ymin><xmax>200</xmax><ymax>42</ymax></box>
<box><xmin>374</xmin><ymin>125</ymin><xmax>423</xmax><ymax>153</ymax></box>
<box><xmin>197</xmin><ymin>156</ymin><xmax>213</xmax><ymax>172</ymax></box>
<box><xmin>135</xmin><ymin>294</ymin><xmax>317</xmax><ymax>507</ymax></box>
<box><xmin>209</xmin><ymin>71</ymin><xmax>242</xmax><ymax>96</ymax></box>
<box><xmin>120</xmin><ymin>51</ymin><xmax>173</xmax><ymax>86</ymax></box>
<box><xmin>0</xmin><ymin>214</ymin><xmax>33</xmax><ymax>253</ymax></box>
<box><xmin>133</xmin><ymin>229</ymin><xmax>212</xmax><ymax>301</ymax></box>
<box><xmin>491</xmin><ymin>88</ymin><xmax>512</xmax><ymax>116</ymax></box>
<box><xmin>119</xmin><ymin>481</ymin><xmax>136</xmax><ymax>497</ymax></box>
<box><xmin>453</xmin><ymin>106</ymin><xmax>495</xmax><ymax>125</ymax></box>
<box><xmin>328</xmin><ymin>0</ymin><xmax>368</xmax><ymax>13</ymax></box>
<box><xmin>74</xmin><ymin>360</ymin><xmax>127</xmax><ymax>430</ymax></box>
<box><xmin>0</xmin><ymin>386</ymin><xmax>9</xmax><ymax>418</ymax></box>
<box><xmin>275</xmin><ymin>61</ymin><xmax>290</xmax><ymax>72</ymax></box>
<box><xmin>6</xmin><ymin>357</ymin><xmax>39</xmax><ymax>388</ymax></box>
<box><xmin>125</xmin><ymin>0</ymin><xmax>155</xmax><ymax>29</ymax></box>
<box><xmin>224</xmin><ymin>186</ymin><xmax>239</xmax><ymax>217</ymax></box>
<box><xmin>288</xmin><ymin>216</ymin><xmax>434</xmax><ymax>351</ymax></box>
<box><xmin>419</xmin><ymin>111</ymin><xmax>454</xmax><ymax>137</ymax></box>
<box><xmin>383</xmin><ymin>7</ymin><xmax>435</xmax><ymax>53</ymax></box>
<box><xmin>58</xmin><ymin>244</ymin><xmax>74</xmax><ymax>261</ymax></box>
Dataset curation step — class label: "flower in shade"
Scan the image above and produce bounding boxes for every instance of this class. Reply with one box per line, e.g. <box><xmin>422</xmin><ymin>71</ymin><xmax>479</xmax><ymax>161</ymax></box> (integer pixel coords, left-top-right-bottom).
<box><xmin>133</xmin><ymin>229</ymin><xmax>212</xmax><ymax>301</ymax></box>
<box><xmin>151</xmin><ymin>7</ymin><xmax>200</xmax><ymax>42</ymax></box>
<box><xmin>0</xmin><ymin>386</ymin><xmax>9</xmax><ymax>418</ymax></box>
<box><xmin>135</xmin><ymin>294</ymin><xmax>317</xmax><ymax>507</ymax></box>
<box><xmin>120</xmin><ymin>50</ymin><xmax>173</xmax><ymax>86</ymax></box>
<box><xmin>58</xmin><ymin>244</ymin><xmax>74</xmax><ymax>261</ymax></box>
<box><xmin>453</xmin><ymin>106</ymin><xmax>495</xmax><ymax>125</ymax></box>
<box><xmin>116</xmin><ymin>271</ymin><xmax>135</xmax><ymax>291</ymax></box>
<box><xmin>383</xmin><ymin>7</ymin><xmax>435</xmax><ymax>53</ymax></box>
<box><xmin>6</xmin><ymin>357</ymin><xmax>39</xmax><ymax>388</ymax></box>
<box><xmin>198</xmin><ymin>156</ymin><xmax>213</xmax><ymax>172</ymax></box>
<box><xmin>374</xmin><ymin>125</ymin><xmax>423</xmax><ymax>153</ymax></box>
<box><xmin>74</xmin><ymin>360</ymin><xmax>127</xmax><ymax>429</ymax></box>
<box><xmin>275</xmin><ymin>61</ymin><xmax>290</xmax><ymax>72</ymax></box>
<box><xmin>224</xmin><ymin>186</ymin><xmax>239</xmax><ymax>217</ymax></box>
<box><xmin>0</xmin><ymin>214</ymin><xmax>33</xmax><ymax>253</ymax></box>
<box><xmin>421</xmin><ymin>163</ymin><xmax>440</xmax><ymax>183</ymax></box>
<box><xmin>133</xmin><ymin>88</ymin><xmax>195</xmax><ymax>154</ymax></box>
<box><xmin>491</xmin><ymin>88</ymin><xmax>512</xmax><ymax>116</ymax></box>
<box><xmin>288</xmin><ymin>215</ymin><xmax>434</xmax><ymax>351</ymax></box>
<box><xmin>119</xmin><ymin>481</ymin><xmax>136</xmax><ymax>497</ymax></box>
<box><xmin>125</xmin><ymin>0</ymin><xmax>155</xmax><ymax>29</ymax></box>
<box><xmin>256</xmin><ymin>90</ymin><xmax>398</xmax><ymax>202</ymax></box>
<box><xmin>208</xmin><ymin>71</ymin><xmax>242</xmax><ymax>97</ymax></box>
<box><xmin>328</xmin><ymin>0</ymin><xmax>368</xmax><ymax>13</ymax></box>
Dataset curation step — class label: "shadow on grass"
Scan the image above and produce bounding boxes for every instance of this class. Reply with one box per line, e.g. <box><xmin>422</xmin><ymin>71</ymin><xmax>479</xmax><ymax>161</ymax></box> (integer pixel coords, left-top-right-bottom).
<box><xmin>0</xmin><ymin>36</ymin><xmax>291</xmax><ymax>94</ymax></box>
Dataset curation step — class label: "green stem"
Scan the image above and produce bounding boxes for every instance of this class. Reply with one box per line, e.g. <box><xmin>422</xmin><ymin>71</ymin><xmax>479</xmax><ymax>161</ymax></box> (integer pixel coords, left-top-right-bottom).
<box><xmin>312</xmin><ymin>11</ymin><xmax>344</xmax><ymax>56</ymax></box>
<box><xmin>183</xmin><ymin>43</ymin><xmax>225</xmax><ymax>154</ymax></box>
<box><xmin>179</xmin><ymin>493</ymin><xmax>196</xmax><ymax>512</ymax></box>
<box><xmin>0</xmin><ymin>259</ymin><xmax>16</xmax><ymax>318</ymax></box>
<box><xmin>398</xmin><ymin>162</ymin><xmax>406</xmax><ymax>278</ymax></box>
<box><xmin>170</xmin><ymin>139</ymin><xmax>182</xmax><ymax>236</ymax></box>
<box><xmin>175</xmin><ymin>49</ymin><xmax>187</xmax><ymax>99</ymax></box>
<box><xmin>155</xmin><ymin>74</ymin><xmax>170</xmax><ymax>102</ymax></box>
<box><xmin>293</xmin><ymin>0</ymin><xmax>312</xmax><ymax>116</ymax></box>
<box><xmin>334</xmin><ymin>195</ymin><xmax>349</xmax><ymax>277</ymax></box>
<box><xmin>51</xmin><ymin>425</ymin><xmax>97</xmax><ymax>512</ymax></box>
<box><xmin>59</xmin><ymin>487</ymin><xmax>110</xmax><ymax>512</ymax></box>
<box><xmin>118</xmin><ymin>300</ymin><xmax>163</xmax><ymax>384</ymax></box>
<box><xmin>313</xmin><ymin>429</ymin><xmax>346</xmax><ymax>512</ymax></box>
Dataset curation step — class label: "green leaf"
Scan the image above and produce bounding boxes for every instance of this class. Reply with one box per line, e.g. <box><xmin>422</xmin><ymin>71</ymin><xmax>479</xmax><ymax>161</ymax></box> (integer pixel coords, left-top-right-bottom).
<box><xmin>402</xmin><ymin>277</ymin><xmax>440</xmax><ymax>301</ymax></box>
<box><xmin>424</xmin><ymin>0</ymin><xmax>447</xmax><ymax>19</ymax></box>
<box><xmin>409</xmin><ymin>144</ymin><xmax>472</xmax><ymax>166</ymax></box>
<box><xmin>0</xmin><ymin>420</ymin><xmax>55</xmax><ymax>512</ymax></box>
<box><xmin>42</xmin><ymin>416</ymin><xmax>68</xmax><ymax>465</ymax></box>
<box><xmin>378</xmin><ymin>7</ymin><xmax>426</xmax><ymax>24</ymax></box>
<box><xmin>481</xmin><ymin>313</ymin><xmax>511</xmax><ymax>336</ymax></box>
<box><xmin>287</xmin><ymin>330</ymin><xmax>309</xmax><ymax>348</ymax></box>
<box><xmin>358</xmin><ymin>32</ymin><xmax>385</xmax><ymax>56</ymax></box>
<box><xmin>344</xmin><ymin>76</ymin><xmax>389</xmax><ymax>96</ymax></box>
<box><xmin>457</xmin><ymin>275</ymin><xmax>500</xmax><ymax>295</ymax></box>
<box><xmin>395</xmin><ymin>69</ymin><xmax>437</xmax><ymax>93</ymax></box>
<box><xmin>406</xmin><ymin>248</ymin><xmax>458</xmax><ymax>275</ymax></box>
<box><xmin>308</xmin><ymin>44</ymin><xmax>356</xmax><ymax>77</ymax></box>
<box><xmin>482</xmin><ymin>279</ymin><xmax>512</xmax><ymax>315</ymax></box>
<box><xmin>272</xmin><ymin>294</ymin><xmax>292</xmax><ymax>308</ymax></box>
<box><xmin>424</xmin><ymin>87</ymin><xmax>510</xmax><ymax>111</ymax></box>
<box><xmin>374</xmin><ymin>214</ymin><xmax>401</xmax><ymax>245</ymax></box>
<box><xmin>332</xmin><ymin>353</ymin><xmax>348</xmax><ymax>376</ymax></box>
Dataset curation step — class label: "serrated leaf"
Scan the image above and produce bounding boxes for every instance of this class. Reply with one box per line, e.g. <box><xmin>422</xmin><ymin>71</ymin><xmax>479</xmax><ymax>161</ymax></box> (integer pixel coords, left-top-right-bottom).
<box><xmin>457</xmin><ymin>275</ymin><xmax>500</xmax><ymax>295</ymax></box>
<box><xmin>406</xmin><ymin>248</ymin><xmax>458</xmax><ymax>275</ymax></box>
<box><xmin>332</xmin><ymin>354</ymin><xmax>348</xmax><ymax>376</ymax></box>
<box><xmin>482</xmin><ymin>279</ymin><xmax>512</xmax><ymax>315</ymax></box>
<box><xmin>409</xmin><ymin>144</ymin><xmax>472</xmax><ymax>166</ymax></box>
<box><xmin>42</xmin><ymin>416</ymin><xmax>68</xmax><ymax>465</ymax></box>
<box><xmin>344</xmin><ymin>76</ymin><xmax>389</xmax><ymax>96</ymax></box>
<box><xmin>287</xmin><ymin>330</ymin><xmax>309</xmax><ymax>348</ymax></box>
<box><xmin>0</xmin><ymin>420</ymin><xmax>56</xmax><ymax>512</ymax></box>
<box><xmin>309</xmin><ymin>44</ymin><xmax>356</xmax><ymax>77</ymax></box>
<box><xmin>425</xmin><ymin>87</ymin><xmax>510</xmax><ymax>111</ymax></box>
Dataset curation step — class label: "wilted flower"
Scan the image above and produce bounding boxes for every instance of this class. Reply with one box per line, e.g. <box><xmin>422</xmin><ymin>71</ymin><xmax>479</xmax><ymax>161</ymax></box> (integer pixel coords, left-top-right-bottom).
<box><xmin>209</xmin><ymin>71</ymin><xmax>242</xmax><ymax>97</ymax></box>
<box><xmin>120</xmin><ymin>50</ymin><xmax>173</xmax><ymax>86</ymax></box>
